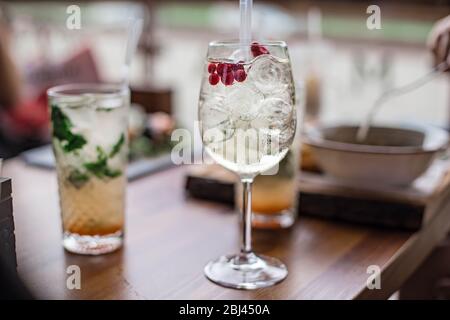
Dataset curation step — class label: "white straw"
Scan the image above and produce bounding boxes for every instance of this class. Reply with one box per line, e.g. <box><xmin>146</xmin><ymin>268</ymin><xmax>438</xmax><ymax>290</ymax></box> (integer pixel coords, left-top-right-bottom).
<box><xmin>122</xmin><ymin>18</ymin><xmax>144</xmax><ymax>87</ymax></box>
<box><xmin>239</xmin><ymin>0</ymin><xmax>253</xmax><ymax>60</ymax></box>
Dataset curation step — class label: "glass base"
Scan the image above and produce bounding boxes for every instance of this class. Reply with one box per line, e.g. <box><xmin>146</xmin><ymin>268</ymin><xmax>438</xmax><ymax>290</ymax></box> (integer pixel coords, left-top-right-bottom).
<box><xmin>63</xmin><ymin>231</ymin><xmax>123</xmax><ymax>255</ymax></box>
<box><xmin>204</xmin><ymin>252</ymin><xmax>288</xmax><ymax>290</ymax></box>
<box><xmin>252</xmin><ymin>209</ymin><xmax>295</xmax><ymax>229</ymax></box>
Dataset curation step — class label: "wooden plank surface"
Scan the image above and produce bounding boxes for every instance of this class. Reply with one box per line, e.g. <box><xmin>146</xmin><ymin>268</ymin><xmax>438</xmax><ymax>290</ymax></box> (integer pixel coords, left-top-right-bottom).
<box><xmin>185</xmin><ymin>161</ymin><xmax>450</xmax><ymax>230</ymax></box>
<box><xmin>3</xmin><ymin>158</ymin><xmax>450</xmax><ymax>300</ymax></box>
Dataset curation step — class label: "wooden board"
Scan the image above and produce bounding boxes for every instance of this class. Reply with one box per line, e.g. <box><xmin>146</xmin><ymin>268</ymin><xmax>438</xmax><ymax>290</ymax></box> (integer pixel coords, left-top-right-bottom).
<box><xmin>0</xmin><ymin>177</ymin><xmax>16</xmax><ymax>270</ymax></box>
<box><xmin>185</xmin><ymin>160</ymin><xmax>450</xmax><ymax>230</ymax></box>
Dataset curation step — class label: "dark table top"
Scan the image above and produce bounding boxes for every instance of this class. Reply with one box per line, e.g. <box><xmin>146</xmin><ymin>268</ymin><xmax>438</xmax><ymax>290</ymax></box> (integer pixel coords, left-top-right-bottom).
<box><xmin>4</xmin><ymin>159</ymin><xmax>450</xmax><ymax>299</ymax></box>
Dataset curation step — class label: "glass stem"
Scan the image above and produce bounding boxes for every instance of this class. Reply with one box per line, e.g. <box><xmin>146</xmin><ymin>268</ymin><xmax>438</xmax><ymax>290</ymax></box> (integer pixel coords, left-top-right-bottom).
<box><xmin>241</xmin><ymin>178</ymin><xmax>253</xmax><ymax>254</ymax></box>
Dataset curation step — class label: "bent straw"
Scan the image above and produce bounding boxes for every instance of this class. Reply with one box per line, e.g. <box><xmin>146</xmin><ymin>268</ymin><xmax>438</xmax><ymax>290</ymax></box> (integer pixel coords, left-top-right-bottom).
<box><xmin>122</xmin><ymin>18</ymin><xmax>144</xmax><ymax>87</ymax></box>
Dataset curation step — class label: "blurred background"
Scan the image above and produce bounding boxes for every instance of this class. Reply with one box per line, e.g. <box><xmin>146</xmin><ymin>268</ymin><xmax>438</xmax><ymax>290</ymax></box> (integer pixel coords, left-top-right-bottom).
<box><xmin>0</xmin><ymin>0</ymin><xmax>449</xmax><ymax>158</ymax></box>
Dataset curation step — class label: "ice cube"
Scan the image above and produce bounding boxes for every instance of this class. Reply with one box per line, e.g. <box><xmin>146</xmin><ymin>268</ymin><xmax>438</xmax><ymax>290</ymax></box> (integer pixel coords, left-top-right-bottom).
<box><xmin>248</xmin><ymin>55</ymin><xmax>291</xmax><ymax>95</ymax></box>
<box><xmin>223</xmin><ymin>83</ymin><xmax>264</xmax><ymax>122</ymax></box>
<box><xmin>251</xmin><ymin>97</ymin><xmax>295</xmax><ymax>148</ymax></box>
<box><xmin>200</xmin><ymin>94</ymin><xmax>235</xmax><ymax>143</ymax></box>
<box><xmin>252</xmin><ymin>97</ymin><xmax>292</xmax><ymax>129</ymax></box>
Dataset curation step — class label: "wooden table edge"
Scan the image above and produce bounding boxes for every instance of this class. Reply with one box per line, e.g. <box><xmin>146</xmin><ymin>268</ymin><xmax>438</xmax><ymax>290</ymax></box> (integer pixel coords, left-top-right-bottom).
<box><xmin>355</xmin><ymin>192</ymin><xmax>450</xmax><ymax>299</ymax></box>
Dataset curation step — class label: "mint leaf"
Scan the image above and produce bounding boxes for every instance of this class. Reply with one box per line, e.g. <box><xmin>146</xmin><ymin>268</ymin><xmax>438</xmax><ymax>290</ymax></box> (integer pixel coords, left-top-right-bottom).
<box><xmin>104</xmin><ymin>168</ymin><xmax>122</xmax><ymax>178</ymax></box>
<box><xmin>65</xmin><ymin>135</ymin><xmax>87</xmax><ymax>152</ymax></box>
<box><xmin>109</xmin><ymin>133</ymin><xmax>125</xmax><ymax>158</ymax></box>
<box><xmin>83</xmin><ymin>146</ymin><xmax>108</xmax><ymax>177</ymax></box>
<box><xmin>51</xmin><ymin>104</ymin><xmax>87</xmax><ymax>152</ymax></box>
<box><xmin>68</xmin><ymin>169</ymin><xmax>89</xmax><ymax>188</ymax></box>
<box><xmin>83</xmin><ymin>146</ymin><xmax>122</xmax><ymax>179</ymax></box>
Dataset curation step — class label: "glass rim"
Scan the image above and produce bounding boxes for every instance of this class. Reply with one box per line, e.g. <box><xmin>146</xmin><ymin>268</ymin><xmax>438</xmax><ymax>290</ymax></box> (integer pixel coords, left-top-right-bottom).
<box><xmin>47</xmin><ymin>83</ymin><xmax>129</xmax><ymax>99</ymax></box>
<box><xmin>208</xmin><ymin>40</ymin><xmax>287</xmax><ymax>48</ymax></box>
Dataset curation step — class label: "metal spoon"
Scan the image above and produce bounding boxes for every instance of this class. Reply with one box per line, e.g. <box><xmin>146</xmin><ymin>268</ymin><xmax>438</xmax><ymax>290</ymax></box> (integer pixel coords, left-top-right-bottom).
<box><xmin>356</xmin><ymin>61</ymin><xmax>449</xmax><ymax>142</ymax></box>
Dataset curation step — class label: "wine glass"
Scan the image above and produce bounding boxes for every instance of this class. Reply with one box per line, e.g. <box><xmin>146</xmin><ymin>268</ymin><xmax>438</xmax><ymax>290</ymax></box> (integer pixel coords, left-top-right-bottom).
<box><xmin>198</xmin><ymin>41</ymin><xmax>297</xmax><ymax>289</ymax></box>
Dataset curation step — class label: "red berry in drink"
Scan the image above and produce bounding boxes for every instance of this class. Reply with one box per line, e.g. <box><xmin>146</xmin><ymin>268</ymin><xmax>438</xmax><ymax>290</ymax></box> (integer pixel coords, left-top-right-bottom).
<box><xmin>232</xmin><ymin>63</ymin><xmax>244</xmax><ymax>71</ymax></box>
<box><xmin>225</xmin><ymin>63</ymin><xmax>233</xmax><ymax>73</ymax></box>
<box><xmin>221</xmin><ymin>71</ymin><xmax>234</xmax><ymax>86</ymax></box>
<box><xmin>209</xmin><ymin>73</ymin><xmax>220</xmax><ymax>85</ymax></box>
<box><xmin>251</xmin><ymin>42</ymin><xmax>269</xmax><ymax>57</ymax></box>
<box><xmin>234</xmin><ymin>69</ymin><xmax>247</xmax><ymax>82</ymax></box>
<box><xmin>259</xmin><ymin>46</ymin><xmax>269</xmax><ymax>55</ymax></box>
<box><xmin>207</xmin><ymin>63</ymin><xmax>216</xmax><ymax>73</ymax></box>
<box><xmin>216</xmin><ymin>63</ymin><xmax>225</xmax><ymax>76</ymax></box>
<box><xmin>251</xmin><ymin>43</ymin><xmax>260</xmax><ymax>56</ymax></box>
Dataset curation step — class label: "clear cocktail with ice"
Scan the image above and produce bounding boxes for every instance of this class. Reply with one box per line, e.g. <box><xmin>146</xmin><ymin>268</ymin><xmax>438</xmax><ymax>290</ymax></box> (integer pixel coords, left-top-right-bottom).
<box><xmin>200</xmin><ymin>42</ymin><xmax>296</xmax><ymax>175</ymax></box>
<box><xmin>199</xmin><ymin>41</ymin><xmax>297</xmax><ymax>289</ymax></box>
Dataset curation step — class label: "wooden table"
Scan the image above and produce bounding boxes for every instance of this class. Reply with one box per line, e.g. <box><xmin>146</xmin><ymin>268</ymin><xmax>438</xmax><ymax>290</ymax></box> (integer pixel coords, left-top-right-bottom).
<box><xmin>4</xmin><ymin>158</ymin><xmax>450</xmax><ymax>300</ymax></box>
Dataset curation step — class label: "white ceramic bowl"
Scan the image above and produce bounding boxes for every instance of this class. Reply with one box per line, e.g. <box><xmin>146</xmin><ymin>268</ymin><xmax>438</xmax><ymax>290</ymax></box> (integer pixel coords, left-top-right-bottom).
<box><xmin>303</xmin><ymin>124</ymin><xmax>449</xmax><ymax>186</ymax></box>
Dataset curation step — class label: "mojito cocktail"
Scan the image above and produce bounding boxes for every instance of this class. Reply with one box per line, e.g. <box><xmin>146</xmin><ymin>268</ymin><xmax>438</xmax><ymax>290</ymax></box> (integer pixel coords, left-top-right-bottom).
<box><xmin>48</xmin><ymin>84</ymin><xmax>129</xmax><ymax>255</ymax></box>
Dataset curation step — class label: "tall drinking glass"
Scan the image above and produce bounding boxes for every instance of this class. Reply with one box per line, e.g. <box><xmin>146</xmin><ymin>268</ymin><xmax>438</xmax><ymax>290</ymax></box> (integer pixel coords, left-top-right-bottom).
<box><xmin>48</xmin><ymin>84</ymin><xmax>129</xmax><ymax>255</ymax></box>
<box><xmin>199</xmin><ymin>41</ymin><xmax>297</xmax><ymax>289</ymax></box>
